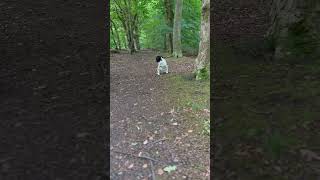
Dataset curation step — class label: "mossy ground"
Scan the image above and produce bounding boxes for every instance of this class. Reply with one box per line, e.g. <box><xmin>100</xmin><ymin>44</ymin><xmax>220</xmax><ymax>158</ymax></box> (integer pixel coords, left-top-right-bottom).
<box><xmin>166</xmin><ymin>71</ymin><xmax>210</xmax><ymax>136</ymax></box>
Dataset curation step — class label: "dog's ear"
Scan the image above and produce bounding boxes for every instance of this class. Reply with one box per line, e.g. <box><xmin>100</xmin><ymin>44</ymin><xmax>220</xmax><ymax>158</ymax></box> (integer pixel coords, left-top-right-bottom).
<box><xmin>156</xmin><ymin>56</ymin><xmax>161</xmax><ymax>62</ymax></box>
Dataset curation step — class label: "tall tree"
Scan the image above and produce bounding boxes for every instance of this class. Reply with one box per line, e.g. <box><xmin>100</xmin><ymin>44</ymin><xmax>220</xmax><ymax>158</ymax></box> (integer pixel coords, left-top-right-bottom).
<box><xmin>110</xmin><ymin>23</ymin><xmax>118</xmax><ymax>49</ymax></box>
<box><xmin>133</xmin><ymin>14</ymin><xmax>141</xmax><ymax>50</ymax></box>
<box><xmin>111</xmin><ymin>19</ymin><xmax>122</xmax><ymax>50</ymax></box>
<box><xmin>267</xmin><ymin>0</ymin><xmax>320</xmax><ymax>61</ymax></box>
<box><xmin>172</xmin><ymin>0</ymin><xmax>183</xmax><ymax>58</ymax></box>
<box><xmin>194</xmin><ymin>0</ymin><xmax>210</xmax><ymax>80</ymax></box>
<box><xmin>113</xmin><ymin>0</ymin><xmax>141</xmax><ymax>54</ymax></box>
<box><xmin>164</xmin><ymin>0</ymin><xmax>174</xmax><ymax>54</ymax></box>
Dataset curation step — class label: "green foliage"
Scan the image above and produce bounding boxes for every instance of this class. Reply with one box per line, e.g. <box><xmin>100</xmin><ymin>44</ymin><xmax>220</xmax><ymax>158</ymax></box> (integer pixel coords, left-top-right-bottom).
<box><xmin>110</xmin><ymin>0</ymin><xmax>201</xmax><ymax>54</ymax></box>
<box><xmin>263</xmin><ymin>132</ymin><xmax>297</xmax><ymax>159</ymax></box>
<box><xmin>181</xmin><ymin>0</ymin><xmax>201</xmax><ymax>54</ymax></box>
<box><xmin>196</xmin><ymin>68</ymin><xmax>209</xmax><ymax>80</ymax></box>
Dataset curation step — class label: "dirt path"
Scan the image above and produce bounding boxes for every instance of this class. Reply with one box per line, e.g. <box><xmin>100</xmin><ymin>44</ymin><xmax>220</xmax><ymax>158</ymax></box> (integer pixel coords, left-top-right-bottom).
<box><xmin>110</xmin><ymin>50</ymin><xmax>209</xmax><ymax>179</ymax></box>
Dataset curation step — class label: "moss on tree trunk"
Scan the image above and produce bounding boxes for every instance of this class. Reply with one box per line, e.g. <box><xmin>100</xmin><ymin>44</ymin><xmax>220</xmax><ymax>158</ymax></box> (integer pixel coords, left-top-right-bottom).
<box><xmin>195</xmin><ymin>0</ymin><xmax>210</xmax><ymax>80</ymax></box>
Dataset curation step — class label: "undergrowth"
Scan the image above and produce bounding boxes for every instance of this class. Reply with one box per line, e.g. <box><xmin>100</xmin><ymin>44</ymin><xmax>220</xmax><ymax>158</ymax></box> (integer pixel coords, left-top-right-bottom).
<box><xmin>167</xmin><ymin>73</ymin><xmax>210</xmax><ymax>136</ymax></box>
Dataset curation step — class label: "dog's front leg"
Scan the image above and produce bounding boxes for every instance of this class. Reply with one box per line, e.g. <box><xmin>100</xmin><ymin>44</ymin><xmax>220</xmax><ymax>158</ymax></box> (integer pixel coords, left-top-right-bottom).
<box><xmin>157</xmin><ymin>65</ymin><xmax>160</xmax><ymax>75</ymax></box>
<box><xmin>166</xmin><ymin>66</ymin><xmax>169</xmax><ymax>74</ymax></box>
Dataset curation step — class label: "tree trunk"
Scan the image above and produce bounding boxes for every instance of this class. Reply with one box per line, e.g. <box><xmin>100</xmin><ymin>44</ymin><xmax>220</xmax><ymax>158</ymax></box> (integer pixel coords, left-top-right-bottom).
<box><xmin>110</xmin><ymin>20</ymin><xmax>120</xmax><ymax>50</ymax></box>
<box><xmin>126</xmin><ymin>0</ymin><xmax>136</xmax><ymax>54</ymax></box>
<box><xmin>164</xmin><ymin>0</ymin><xmax>174</xmax><ymax>54</ymax></box>
<box><xmin>110</xmin><ymin>23</ymin><xmax>119</xmax><ymax>49</ymax></box>
<box><xmin>111</xmin><ymin>19</ymin><xmax>122</xmax><ymax>50</ymax></box>
<box><xmin>133</xmin><ymin>15</ymin><xmax>140</xmax><ymax>51</ymax></box>
<box><xmin>268</xmin><ymin>0</ymin><xmax>320</xmax><ymax>61</ymax></box>
<box><xmin>172</xmin><ymin>0</ymin><xmax>183</xmax><ymax>58</ymax></box>
<box><xmin>195</xmin><ymin>0</ymin><xmax>210</xmax><ymax>80</ymax></box>
<box><xmin>114</xmin><ymin>0</ymin><xmax>136</xmax><ymax>54</ymax></box>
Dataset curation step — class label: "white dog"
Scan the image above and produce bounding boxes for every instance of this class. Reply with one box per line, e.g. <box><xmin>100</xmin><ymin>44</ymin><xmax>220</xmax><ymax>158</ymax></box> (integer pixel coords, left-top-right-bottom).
<box><xmin>156</xmin><ymin>56</ymin><xmax>169</xmax><ymax>75</ymax></box>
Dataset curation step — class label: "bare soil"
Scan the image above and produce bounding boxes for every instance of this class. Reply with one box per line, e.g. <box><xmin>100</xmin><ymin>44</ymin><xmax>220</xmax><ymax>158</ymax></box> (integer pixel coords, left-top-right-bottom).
<box><xmin>110</xmin><ymin>50</ymin><xmax>210</xmax><ymax>179</ymax></box>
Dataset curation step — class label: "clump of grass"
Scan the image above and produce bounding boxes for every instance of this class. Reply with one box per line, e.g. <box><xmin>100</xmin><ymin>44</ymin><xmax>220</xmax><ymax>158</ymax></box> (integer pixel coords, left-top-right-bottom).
<box><xmin>196</xmin><ymin>68</ymin><xmax>209</xmax><ymax>80</ymax></box>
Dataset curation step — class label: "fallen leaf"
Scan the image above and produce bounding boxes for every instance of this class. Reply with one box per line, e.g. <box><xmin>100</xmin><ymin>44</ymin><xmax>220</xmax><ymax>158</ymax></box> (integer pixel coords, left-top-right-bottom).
<box><xmin>172</xmin><ymin>122</ymin><xmax>178</xmax><ymax>126</ymax></box>
<box><xmin>163</xmin><ymin>165</ymin><xmax>177</xmax><ymax>173</ymax></box>
<box><xmin>161</xmin><ymin>112</ymin><xmax>164</xmax><ymax>116</ymax></box>
<box><xmin>157</xmin><ymin>168</ymin><xmax>164</xmax><ymax>175</ymax></box>
<box><xmin>188</xmin><ymin>130</ymin><xmax>193</xmax><ymax>133</ymax></box>
<box><xmin>128</xmin><ymin>164</ymin><xmax>134</xmax><ymax>169</ymax></box>
<box><xmin>143</xmin><ymin>140</ymin><xmax>148</xmax><ymax>145</ymax></box>
<box><xmin>143</xmin><ymin>164</ymin><xmax>148</xmax><ymax>168</ymax></box>
<box><xmin>131</xmin><ymin>142</ymin><xmax>138</xmax><ymax>146</ymax></box>
<box><xmin>149</xmin><ymin>136</ymin><xmax>154</xmax><ymax>140</ymax></box>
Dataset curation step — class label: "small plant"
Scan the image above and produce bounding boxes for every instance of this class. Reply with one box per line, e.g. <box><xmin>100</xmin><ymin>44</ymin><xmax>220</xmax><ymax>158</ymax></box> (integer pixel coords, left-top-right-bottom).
<box><xmin>263</xmin><ymin>132</ymin><xmax>295</xmax><ymax>159</ymax></box>
<box><xmin>191</xmin><ymin>102</ymin><xmax>202</xmax><ymax>111</ymax></box>
<box><xmin>202</xmin><ymin>119</ymin><xmax>210</xmax><ymax>135</ymax></box>
<box><xmin>196</xmin><ymin>68</ymin><xmax>209</xmax><ymax>80</ymax></box>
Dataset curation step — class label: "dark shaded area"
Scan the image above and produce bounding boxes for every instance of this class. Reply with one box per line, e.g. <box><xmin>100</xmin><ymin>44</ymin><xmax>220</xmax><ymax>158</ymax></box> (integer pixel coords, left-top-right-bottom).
<box><xmin>213</xmin><ymin>0</ymin><xmax>320</xmax><ymax>179</ymax></box>
<box><xmin>0</xmin><ymin>0</ymin><xmax>108</xmax><ymax>179</ymax></box>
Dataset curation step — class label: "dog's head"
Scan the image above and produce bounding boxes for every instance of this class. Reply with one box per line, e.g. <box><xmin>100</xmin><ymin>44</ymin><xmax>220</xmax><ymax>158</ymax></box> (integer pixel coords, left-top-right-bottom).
<box><xmin>156</xmin><ymin>56</ymin><xmax>162</xmax><ymax>63</ymax></box>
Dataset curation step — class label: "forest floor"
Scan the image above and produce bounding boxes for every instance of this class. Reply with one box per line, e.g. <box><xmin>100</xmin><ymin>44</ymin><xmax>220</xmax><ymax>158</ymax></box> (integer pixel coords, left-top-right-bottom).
<box><xmin>214</xmin><ymin>40</ymin><xmax>320</xmax><ymax>180</ymax></box>
<box><xmin>110</xmin><ymin>50</ymin><xmax>210</xmax><ymax>179</ymax></box>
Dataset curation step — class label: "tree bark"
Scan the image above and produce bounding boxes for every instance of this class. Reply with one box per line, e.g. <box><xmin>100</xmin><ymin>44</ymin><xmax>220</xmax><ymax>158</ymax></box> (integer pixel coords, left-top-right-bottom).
<box><xmin>133</xmin><ymin>14</ymin><xmax>140</xmax><ymax>51</ymax></box>
<box><xmin>268</xmin><ymin>0</ymin><xmax>320</xmax><ymax>61</ymax></box>
<box><xmin>111</xmin><ymin>19</ymin><xmax>122</xmax><ymax>50</ymax></box>
<box><xmin>164</xmin><ymin>0</ymin><xmax>174</xmax><ymax>54</ymax></box>
<box><xmin>172</xmin><ymin>0</ymin><xmax>183</xmax><ymax>58</ymax></box>
<box><xmin>195</xmin><ymin>0</ymin><xmax>210</xmax><ymax>80</ymax></box>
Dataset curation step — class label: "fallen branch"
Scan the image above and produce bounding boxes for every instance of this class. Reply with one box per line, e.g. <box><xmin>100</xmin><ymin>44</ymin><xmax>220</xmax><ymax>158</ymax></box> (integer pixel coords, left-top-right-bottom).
<box><xmin>111</xmin><ymin>150</ymin><xmax>159</xmax><ymax>162</ymax></box>
<box><xmin>145</xmin><ymin>152</ymin><xmax>156</xmax><ymax>180</ymax></box>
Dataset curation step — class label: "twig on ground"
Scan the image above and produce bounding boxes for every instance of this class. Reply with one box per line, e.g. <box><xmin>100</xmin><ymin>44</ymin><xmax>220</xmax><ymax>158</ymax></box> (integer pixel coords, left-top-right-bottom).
<box><xmin>111</xmin><ymin>149</ymin><xmax>159</xmax><ymax>162</ymax></box>
<box><xmin>149</xmin><ymin>159</ymin><xmax>156</xmax><ymax>180</ymax></box>
<box><xmin>145</xmin><ymin>152</ymin><xmax>156</xmax><ymax>180</ymax></box>
<box><xmin>148</xmin><ymin>153</ymin><xmax>156</xmax><ymax>180</ymax></box>
<box><xmin>146</xmin><ymin>138</ymin><xmax>168</xmax><ymax>148</ymax></box>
